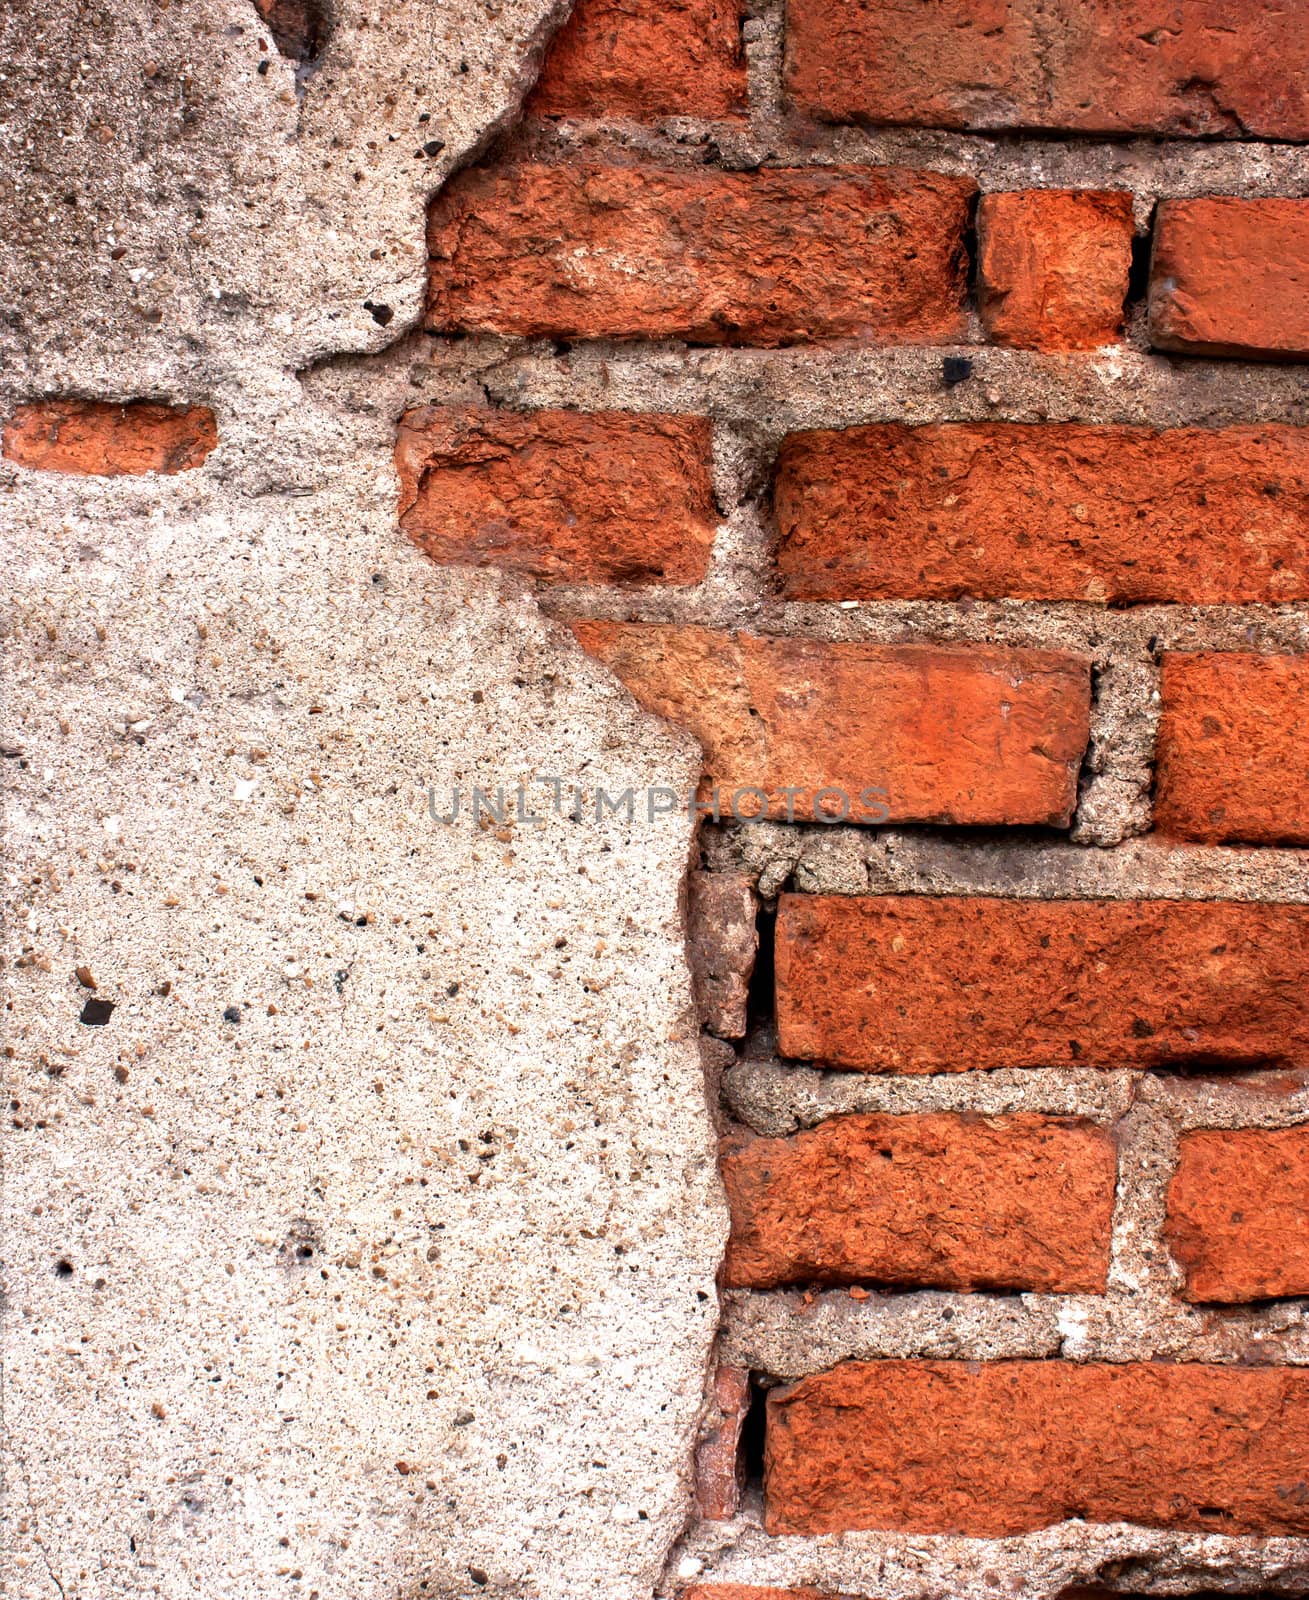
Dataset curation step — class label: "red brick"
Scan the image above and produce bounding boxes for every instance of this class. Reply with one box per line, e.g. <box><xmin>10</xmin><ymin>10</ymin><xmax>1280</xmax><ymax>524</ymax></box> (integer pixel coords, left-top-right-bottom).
<box><xmin>784</xmin><ymin>1</ymin><xmax>1309</xmax><ymax>139</ymax></box>
<box><xmin>687</xmin><ymin>871</ymin><xmax>757</xmax><ymax>1039</ymax></box>
<box><xmin>3</xmin><ymin>399</ymin><xmax>217</xmax><ymax>476</ymax></box>
<box><xmin>774</xmin><ymin>896</ymin><xmax>1309</xmax><ymax>1074</ymax></box>
<box><xmin>977</xmin><ymin>190</ymin><xmax>1133</xmax><ymax>351</ymax></box>
<box><xmin>528</xmin><ymin>0</ymin><xmax>746</xmax><ymax>120</ymax></box>
<box><xmin>568</xmin><ymin>624</ymin><xmax>1089</xmax><ymax>826</ymax></box>
<box><xmin>683</xmin><ymin>1590</ymin><xmax>825</xmax><ymax>1600</ymax></box>
<box><xmin>1156</xmin><ymin>654</ymin><xmax>1309</xmax><ymax>847</ymax></box>
<box><xmin>694</xmin><ymin>1366</ymin><xmax>751</xmax><ymax>1520</ymax></box>
<box><xmin>773</xmin><ymin>423</ymin><xmax>1309</xmax><ymax>606</ymax></box>
<box><xmin>394</xmin><ymin>406</ymin><xmax>716</xmax><ymax>586</ymax></box>
<box><xmin>1166</xmin><ymin>1127</ymin><xmax>1309</xmax><ymax>1303</ymax></box>
<box><xmin>765</xmin><ymin>1360</ymin><xmax>1309</xmax><ymax>1536</ymax></box>
<box><xmin>720</xmin><ymin>1113</ymin><xmax>1115</xmax><ymax>1293</ymax></box>
<box><xmin>1150</xmin><ymin>199</ymin><xmax>1309</xmax><ymax>360</ymax></box>
<box><xmin>427</xmin><ymin>162</ymin><xmax>973</xmax><ymax>346</ymax></box>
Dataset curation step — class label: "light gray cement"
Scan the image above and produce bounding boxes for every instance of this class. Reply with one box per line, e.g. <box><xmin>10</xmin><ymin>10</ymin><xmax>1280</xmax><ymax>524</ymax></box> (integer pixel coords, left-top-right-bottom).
<box><xmin>1</xmin><ymin>4</ymin><xmax>727</xmax><ymax>1597</ymax></box>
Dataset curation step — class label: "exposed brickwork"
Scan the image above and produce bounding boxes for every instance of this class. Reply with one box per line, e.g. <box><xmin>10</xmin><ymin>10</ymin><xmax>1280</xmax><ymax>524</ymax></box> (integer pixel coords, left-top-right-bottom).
<box><xmin>398</xmin><ymin>6</ymin><xmax>1309</xmax><ymax>1584</ymax></box>
<box><xmin>528</xmin><ymin>0</ymin><xmax>746</xmax><ymax>120</ymax></box>
<box><xmin>393</xmin><ymin>406</ymin><xmax>716</xmax><ymax>585</ymax></box>
<box><xmin>569</xmin><ymin>624</ymin><xmax>1089</xmax><ymax>826</ymax></box>
<box><xmin>720</xmin><ymin>1113</ymin><xmax>1116</xmax><ymax>1293</ymax></box>
<box><xmin>1150</xmin><ymin>199</ymin><xmax>1309</xmax><ymax>360</ymax></box>
<box><xmin>977</xmin><ymin>190</ymin><xmax>1133</xmax><ymax>352</ymax></box>
<box><xmin>427</xmin><ymin>162</ymin><xmax>974</xmax><ymax>345</ymax></box>
<box><xmin>1166</xmin><ymin>1128</ymin><xmax>1309</xmax><ymax>1304</ymax></box>
<box><xmin>783</xmin><ymin>1</ymin><xmax>1309</xmax><ymax>139</ymax></box>
<box><xmin>4</xmin><ymin>399</ymin><xmax>217</xmax><ymax>476</ymax></box>
<box><xmin>765</xmin><ymin>1360</ymin><xmax>1309</xmax><ymax>1536</ymax></box>
<box><xmin>774</xmin><ymin>896</ymin><xmax>1309</xmax><ymax>1074</ymax></box>
<box><xmin>1155</xmin><ymin>654</ymin><xmax>1309</xmax><ymax>846</ymax></box>
<box><xmin>774</xmin><ymin>423</ymin><xmax>1309</xmax><ymax>605</ymax></box>
<box><xmin>16</xmin><ymin>0</ymin><xmax>1309</xmax><ymax>1587</ymax></box>
<box><xmin>693</xmin><ymin>1366</ymin><xmax>751</xmax><ymax>1520</ymax></box>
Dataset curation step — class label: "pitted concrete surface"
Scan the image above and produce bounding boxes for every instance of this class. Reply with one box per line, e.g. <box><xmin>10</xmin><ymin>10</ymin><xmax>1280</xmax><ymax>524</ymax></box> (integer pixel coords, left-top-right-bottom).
<box><xmin>0</xmin><ymin>4</ymin><xmax>726</xmax><ymax>1597</ymax></box>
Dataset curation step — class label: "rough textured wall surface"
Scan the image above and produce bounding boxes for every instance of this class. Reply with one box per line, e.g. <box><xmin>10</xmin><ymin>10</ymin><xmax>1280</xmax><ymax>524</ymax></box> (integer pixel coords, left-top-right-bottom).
<box><xmin>6</xmin><ymin>1</ymin><xmax>1309</xmax><ymax>1599</ymax></box>
<box><xmin>0</xmin><ymin>4</ymin><xmax>724</xmax><ymax>1598</ymax></box>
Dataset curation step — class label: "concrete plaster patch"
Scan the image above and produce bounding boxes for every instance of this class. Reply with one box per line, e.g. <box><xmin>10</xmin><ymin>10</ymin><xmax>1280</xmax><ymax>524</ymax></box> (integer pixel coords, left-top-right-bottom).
<box><xmin>0</xmin><ymin>2</ymin><xmax>728</xmax><ymax>1597</ymax></box>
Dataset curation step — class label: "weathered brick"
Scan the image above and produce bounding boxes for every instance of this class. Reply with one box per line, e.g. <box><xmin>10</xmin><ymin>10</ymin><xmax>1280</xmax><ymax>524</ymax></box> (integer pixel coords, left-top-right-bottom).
<box><xmin>1150</xmin><ymin>199</ymin><xmax>1309</xmax><ymax>360</ymax></box>
<box><xmin>775</xmin><ymin>896</ymin><xmax>1309</xmax><ymax>1074</ymax></box>
<box><xmin>687</xmin><ymin>871</ymin><xmax>757</xmax><ymax>1039</ymax></box>
<box><xmin>1155</xmin><ymin>654</ymin><xmax>1309</xmax><ymax>846</ymax></box>
<box><xmin>765</xmin><ymin>1360</ymin><xmax>1309</xmax><ymax>1536</ymax></box>
<box><xmin>720</xmin><ymin>1112</ymin><xmax>1115</xmax><ymax>1292</ymax></box>
<box><xmin>977</xmin><ymin>190</ymin><xmax>1133</xmax><ymax>351</ymax></box>
<box><xmin>1166</xmin><ymin>1127</ymin><xmax>1309</xmax><ymax>1303</ymax></box>
<box><xmin>568</xmin><ymin>624</ymin><xmax>1089</xmax><ymax>826</ymax></box>
<box><xmin>693</xmin><ymin>1366</ymin><xmax>751</xmax><ymax>1520</ymax></box>
<box><xmin>3</xmin><ymin>399</ymin><xmax>217</xmax><ymax>476</ymax></box>
<box><xmin>683</xmin><ymin>1590</ymin><xmax>824</xmax><ymax>1600</ymax></box>
<box><xmin>394</xmin><ymin>406</ymin><xmax>716</xmax><ymax>586</ymax></box>
<box><xmin>528</xmin><ymin>0</ymin><xmax>746</xmax><ymax>120</ymax></box>
<box><xmin>773</xmin><ymin>423</ymin><xmax>1309</xmax><ymax>606</ymax></box>
<box><xmin>427</xmin><ymin>162</ymin><xmax>973</xmax><ymax>345</ymax></box>
<box><xmin>784</xmin><ymin>0</ymin><xmax>1309</xmax><ymax>139</ymax></box>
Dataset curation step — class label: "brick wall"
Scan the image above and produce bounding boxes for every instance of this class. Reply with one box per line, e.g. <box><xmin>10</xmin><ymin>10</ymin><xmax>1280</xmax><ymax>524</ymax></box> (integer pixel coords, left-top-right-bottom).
<box><xmin>397</xmin><ymin>0</ymin><xmax>1309</xmax><ymax>1585</ymax></box>
<box><xmin>10</xmin><ymin>0</ymin><xmax>1308</xmax><ymax>1592</ymax></box>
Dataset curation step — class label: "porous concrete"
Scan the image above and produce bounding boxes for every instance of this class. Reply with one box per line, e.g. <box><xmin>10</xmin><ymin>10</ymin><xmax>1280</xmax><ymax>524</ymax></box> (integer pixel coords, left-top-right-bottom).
<box><xmin>1</xmin><ymin>4</ymin><xmax>727</xmax><ymax>1597</ymax></box>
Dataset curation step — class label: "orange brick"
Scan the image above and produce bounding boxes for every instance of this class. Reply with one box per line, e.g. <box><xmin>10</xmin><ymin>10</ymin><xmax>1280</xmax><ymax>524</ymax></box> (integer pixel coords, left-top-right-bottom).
<box><xmin>774</xmin><ymin>423</ymin><xmax>1309</xmax><ymax>605</ymax></box>
<box><xmin>682</xmin><ymin>1590</ymin><xmax>825</xmax><ymax>1600</ymax></box>
<box><xmin>427</xmin><ymin>162</ymin><xmax>973</xmax><ymax>346</ymax></box>
<box><xmin>394</xmin><ymin>406</ymin><xmax>716</xmax><ymax>586</ymax></box>
<box><xmin>775</xmin><ymin>896</ymin><xmax>1309</xmax><ymax>1073</ymax></box>
<box><xmin>1156</xmin><ymin>654</ymin><xmax>1309</xmax><ymax>846</ymax></box>
<box><xmin>568</xmin><ymin>624</ymin><xmax>1089</xmax><ymax>827</ymax></box>
<box><xmin>784</xmin><ymin>0</ymin><xmax>1309</xmax><ymax>139</ymax></box>
<box><xmin>693</xmin><ymin>1366</ymin><xmax>751</xmax><ymax>1520</ymax></box>
<box><xmin>977</xmin><ymin>190</ymin><xmax>1133</xmax><ymax>351</ymax></box>
<box><xmin>721</xmin><ymin>1113</ymin><xmax>1116</xmax><ymax>1292</ymax></box>
<box><xmin>1150</xmin><ymin>199</ymin><xmax>1309</xmax><ymax>360</ymax></box>
<box><xmin>4</xmin><ymin>399</ymin><xmax>217</xmax><ymax>476</ymax></box>
<box><xmin>1166</xmin><ymin>1127</ymin><xmax>1309</xmax><ymax>1303</ymax></box>
<box><xmin>529</xmin><ymin>0</ymin><xmax>746</xmax><ymax>119</ymax></box>
<box><xmin>765</xmin><ymin>1360</ymin><xmax>1309</xmax><ymax>1536</ymax></box>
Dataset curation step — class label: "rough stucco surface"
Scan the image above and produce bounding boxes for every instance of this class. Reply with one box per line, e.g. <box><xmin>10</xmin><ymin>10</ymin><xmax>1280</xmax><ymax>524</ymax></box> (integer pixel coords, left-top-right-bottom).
<box><xmin>0</xmin><ymin>3</ymin><xmax>725</xmax><ymax>1597</ymax></box>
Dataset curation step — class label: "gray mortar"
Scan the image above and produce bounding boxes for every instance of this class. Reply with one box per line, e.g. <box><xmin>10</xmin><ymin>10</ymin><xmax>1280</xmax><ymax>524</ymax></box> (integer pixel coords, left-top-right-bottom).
<box><xmin>705</xmin><ymin>825</ymin><xmax>1309</xmax><ymax>904</ymax></box>
<box><xmin>669</xmin><ymin>1518</ymin><xmax>1309</xmax><ymax>1600</ymax></box>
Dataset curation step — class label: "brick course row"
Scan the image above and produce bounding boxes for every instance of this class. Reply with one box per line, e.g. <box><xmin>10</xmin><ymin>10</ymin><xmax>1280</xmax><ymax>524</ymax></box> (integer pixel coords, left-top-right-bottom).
<box><xmin>392</xmin><ymin>408</ymin><xmax>1309</xmax><ymax>612</ymax></box>
<box><xmin>427</xmin><ymin>162</ymin><xmax>1309</xmax><ymax>360</ymax></box>
<box><xmin>723</xmin><ymin>1111</ymin><xmax>1309</xmax><ymax>1304</ymax></box>
<box><xmin>389</xmin><ymin>404</ymin><xmax>1309</xmax><ymax>847</ymax></box>
<box><xmin>536</xmin><ymin>0</ymin><xmax>1309</xmax><ymax>142</ymax></box>
<box><xmin>765</xmin><ymin>1360</ymin><xmax>1309</xmax><ymax>1536</ymax></box>
<box><xmin>511</xmin><ymin>0</ymin><xmax>1309</xmax><ymax>1565</ymax></box>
